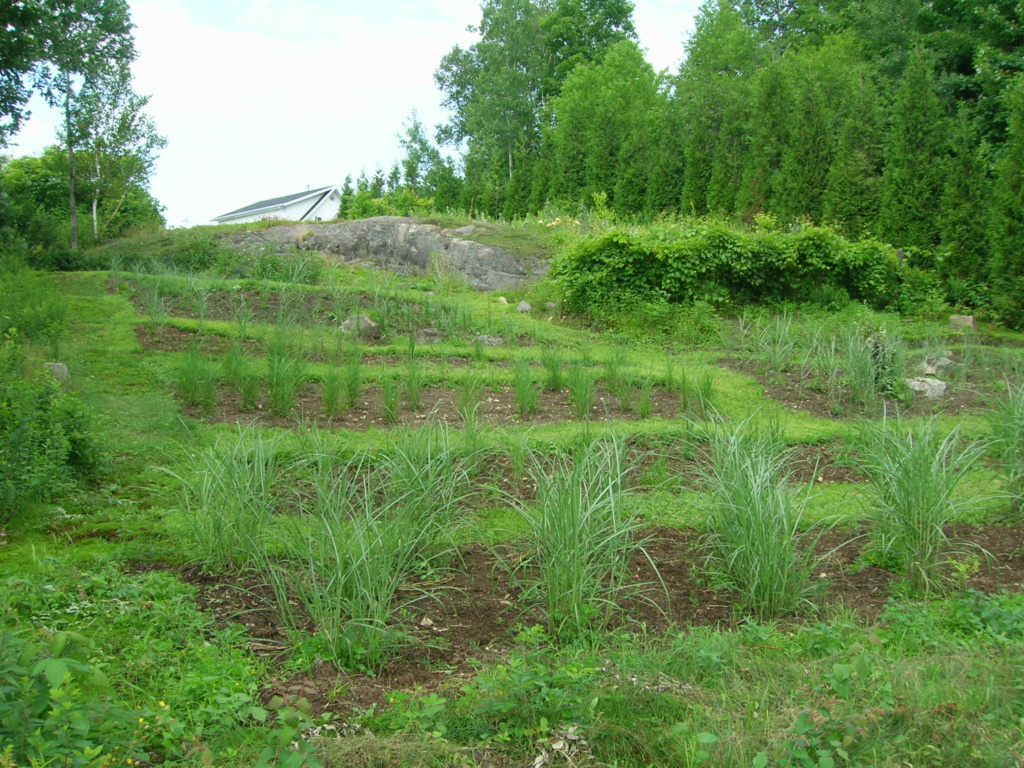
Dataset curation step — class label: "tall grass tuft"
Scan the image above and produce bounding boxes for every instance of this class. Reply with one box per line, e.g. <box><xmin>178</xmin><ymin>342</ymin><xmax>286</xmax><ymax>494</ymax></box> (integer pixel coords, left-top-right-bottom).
<box><xmin>267</xmin><ymin>345</ymin><xmax>305</xmax><ymax>417</ymax></box>
<box><xmin>511</xmin><ymin>436</ymin><xmax>652</xmax><ymax>641</ymax></box>
<box><xmin>405</xmin><ymin>361</ymin><xmax>424</xmax><ymax>412</ymax></box>
<box><xmin>272</xmin><ymin>427</ymin><xmax>469</xmax><ymax>670</ymax></box>
<box><xmin>170</xmin><ymin>428</ymin><xmax>293</xmax><ymax>570</ymax></box>
<box><xmin>457</xmin><ymin>373</ymin><xmax>484</xmax><ymax>423</ymax></box>
<box><xmin>176</xmin><ymin>346</ymin><xmax>218</xmax><ymax>411</ymax></box>
<box><xmin>989</xmin><ymin>382</ymin><xmax>1024</xmax><ymax>515</ymax></box>
<box><xmin>605</xmin><ymin>344</ymin><xmax>628</xmax><ymax>394</ymax></box>
<box><xmin>752</xmin><ymin>314</ymin><xmax>797</xmax><ymax>374</ymax></box>
<box><xmin>381</xmin><ymin>376</ymin><xmax>400</xmax><ymax>423</ymax></box>
<box><xmin>512</xmin><ymin>362</ymin><xmax>539</xmax><ymax>418</ymax></box>
<box><xmin>541</xmin><ymin>346</ymin><xmax>565</xmax><ymax>391</ymax></box>
<box><xmin>638</xmin><ymin>376</ymin><xmax>654</xmax><ymax>419</ymax></box>
<box><xmin>702</xmin><ymin>419</ymin><xmax>817</xmax><ymax>618</ymax></box>
<box><xmin>322</xmin><ymin>364</ymin><xmax>345</xmax><ymax>418</ymax></box>
<box><xmin>855</xmin><ymin>416</ymin><xmax>986</xmax><ymax>592</ymax></box>
<box><xmin>344</xmin><ymin>349</ymin><xmax>362</xmax><ymax>409</ymax></box>
<box><xmin>567</xmin><ymin>363</ymin><xmax>594</xmax><ymax>419</ymax></box>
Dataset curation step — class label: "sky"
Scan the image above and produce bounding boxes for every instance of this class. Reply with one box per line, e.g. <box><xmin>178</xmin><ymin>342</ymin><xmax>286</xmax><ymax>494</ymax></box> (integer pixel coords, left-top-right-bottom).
<box><xmin>7</xmin><ymin>0</ymin><xmax>704</xmax><ymax>227</ymax></box>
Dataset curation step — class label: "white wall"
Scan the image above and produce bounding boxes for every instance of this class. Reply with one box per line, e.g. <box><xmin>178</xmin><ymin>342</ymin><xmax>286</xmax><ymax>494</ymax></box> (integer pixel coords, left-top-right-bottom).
<box><xmin>305</xmin><ymin>190</ymin><xmax>341</xmax><ymax>222</ymax></box>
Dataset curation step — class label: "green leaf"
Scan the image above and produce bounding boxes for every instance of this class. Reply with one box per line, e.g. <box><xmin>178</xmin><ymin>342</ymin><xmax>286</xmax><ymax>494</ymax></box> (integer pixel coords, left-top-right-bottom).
<box><xmin>752</xmin><ymin>753</ymin><xmax>769</xmax><ymax>768</ymax></box>
<box><xmin>33</xmin><ymin>657</ymin><xmax>70</xmax><ymax>688</ymax></box>
<box><xmin>697</xmin><ymin>732</ymin><xmax>719</xmax><ymax>745</ymax></box>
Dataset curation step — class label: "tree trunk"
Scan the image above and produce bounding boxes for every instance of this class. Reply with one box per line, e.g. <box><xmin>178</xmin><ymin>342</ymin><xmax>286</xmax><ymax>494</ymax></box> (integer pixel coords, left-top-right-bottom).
<box><xmin>92</xmin><ymin>155</ymin><xmax>100</xmax><ymax>240</ymax></box>
<box><xmin>65</xmin><ymin>86</ymin><xmax>79</xmax><ymax>250</ymax></box>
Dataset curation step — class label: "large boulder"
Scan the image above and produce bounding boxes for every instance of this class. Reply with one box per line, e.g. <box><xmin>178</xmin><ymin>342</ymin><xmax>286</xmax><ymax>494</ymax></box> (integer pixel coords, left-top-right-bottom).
<box><xmin>227</xmin><ymin>217</ymin><xmax>547</xmax><ymax>292</ymax></box>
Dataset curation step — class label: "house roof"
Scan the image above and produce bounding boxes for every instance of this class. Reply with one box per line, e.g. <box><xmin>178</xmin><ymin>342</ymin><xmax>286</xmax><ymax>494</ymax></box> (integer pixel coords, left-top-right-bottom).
<box><xmin>214</xmin><ymin>185</ymin><xmax>336</xmax><ymax>221</ymax></box>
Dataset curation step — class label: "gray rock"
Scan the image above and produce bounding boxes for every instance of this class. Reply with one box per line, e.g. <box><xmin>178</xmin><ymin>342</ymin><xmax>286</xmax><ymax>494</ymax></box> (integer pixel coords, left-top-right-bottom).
<box><xmin>906</xmin><ymin>377</ymin><xmax>947</xmax><ymax>400</ymax></box>
<box><xmin>545</xmin><ymin>301</ymin><xmax>558</xmax><ymax>311</ymax></box>
<box><xmin>340</xmin><ymin>314</ymin><xmax>381</xmax><ymax>340</ymax></box>
<box><xmin>44</xmin><ymin>362</ymin><xmax>69</xmax><ymax>381</ymax></box>
<box><xmin>923</xmin><ymin>355</ymin><xmax>956</xmax><ymax>378</ymax></box>
<box><xmin>474</xmin><ymin>334</ymin><xmax>505</xmax><ymax>347</ymax></box>
<box><xmin>516</xmin><ymin>301</ymin><xmax>532</xmax><ymax>313</ymax></box>
<box><xmin>416</xmin><ymin>327</ymin><xmax>442</xmax><ymax>344</ymax></box>
<box><xmin>950</xmin><ymin>315</ymin><xmax>977</xmax><ymax>332</ymax></box>
<box><xmin>226</xmin><ymin>216</ymin><xmax>545</xmax><ymax>292</ymax></box>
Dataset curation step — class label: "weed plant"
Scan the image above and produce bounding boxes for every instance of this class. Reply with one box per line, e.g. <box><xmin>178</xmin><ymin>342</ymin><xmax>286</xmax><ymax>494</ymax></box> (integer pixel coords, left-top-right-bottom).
<box><xmin>703</xmin><ymin>419</ymin><xmax>817</xmax><ymax>618</ymax></box>
<box><xmin>989</xmin><ymin>382</ymin><xmax>1024</xmax><ymax>515</ymax></box>
<box><xmin>854</xmin><ymin>417</ymin><xmax>987</xmax><ymax>592</ymax></box>
<box><xmin>511</xmin><ymin>436</ymin><xmax>652</xmax><ymax>641</ymax></box>
<box><xmin>541</xmin><ymin>346</ymin><xmax>565</xmax><ymax>391</ymax></box>
<box><xmin>512</xmin><ymin>363</ymin><xmax>539</xmax><ymax>418</ymax></box>
<box><xmin>176</xmin><ymin>346</ymin><xmax>218</xmax><ymax>411</ymax></box>
<box><xmin>567</xmin><ymin>363</ymin><xmax>594</xmax><ymax>419</ymax></box>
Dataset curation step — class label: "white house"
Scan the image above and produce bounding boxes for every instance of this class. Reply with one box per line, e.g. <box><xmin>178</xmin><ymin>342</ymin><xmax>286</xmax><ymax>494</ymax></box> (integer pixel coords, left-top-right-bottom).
<box><xmin>212</xmin><ymin>185</ymin><xmax>341</xmax><ymax>225</ymax></box>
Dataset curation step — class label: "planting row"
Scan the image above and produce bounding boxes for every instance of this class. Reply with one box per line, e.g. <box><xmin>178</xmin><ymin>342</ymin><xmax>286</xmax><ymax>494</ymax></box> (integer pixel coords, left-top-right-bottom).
<box><xmin>173</xmin><ymin>344</ymin><xmax>719</xmax><ymax>425</ymax></box>
<box><xmin>172</xmin><ymin>405</ymin><xmax>1024</xmax><ymax>671</ymax></box>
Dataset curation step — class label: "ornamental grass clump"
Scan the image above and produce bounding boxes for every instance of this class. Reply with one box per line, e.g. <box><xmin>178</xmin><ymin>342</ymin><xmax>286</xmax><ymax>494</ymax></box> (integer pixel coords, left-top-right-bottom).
<box><xmin>567</xmin><ymin>363</ymin><xmax>594</xmax><ymax>419</ymax></box>
<box><xmin>541</xmin><ymin>346</ymin><xmax>565</xmax><ymax>391</ymax></box>
<box><xmin>271</xmin><ymin>427</ymin><xmax>469</xmax><ymax>671</ymax></box>
<box><xmin>703</xmin><ymin>418</ymin><xmax>817</xmax><ymax>618</ymax></box>
<box><xmin>171</xmin><ymin>428</ymin><xmax>293</xmax><ymax>570</ymax></box>
<box><xmin>512</xmin><ymin>362</ymin><xmax>539</xmax><ymax>418</ymax></box>
<box><xmin>855</xmin><ymin>416</ymin><xmax>987</xmax><ymax>593</ymax></box>
<box><xmin>989</xmin><ymin>382</ymin><xmax>1024</xmax><ymax>515</ymax></box>
<box><xmin>175</xmin><ymin>346</ymin><xmax>218</xmax><ymax>412</ymax></box>
<box><xmin>510</xmin><ymin>436</ymin><xmax>654</xmax><ymax>642</ymax></box>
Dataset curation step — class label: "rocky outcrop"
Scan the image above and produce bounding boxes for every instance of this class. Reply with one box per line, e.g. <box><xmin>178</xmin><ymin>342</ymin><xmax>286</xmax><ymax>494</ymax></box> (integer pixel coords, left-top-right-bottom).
<box><xmin>225</xmin><ymin>217</ymin><xmax>547</xmax><ymax>292</ymax></box>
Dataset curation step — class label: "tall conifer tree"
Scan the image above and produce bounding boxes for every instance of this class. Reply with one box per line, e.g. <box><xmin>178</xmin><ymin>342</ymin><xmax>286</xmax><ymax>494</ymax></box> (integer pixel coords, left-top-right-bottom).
<box><xmin>878</xmin><ymin>49</ymin><xmax>948</xmax><ymax>249</ymax></box>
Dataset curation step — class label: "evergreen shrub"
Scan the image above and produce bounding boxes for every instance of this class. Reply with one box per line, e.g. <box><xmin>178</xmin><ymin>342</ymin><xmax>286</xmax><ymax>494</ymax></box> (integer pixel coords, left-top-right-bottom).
<box><xmin>552</xmin><ymin>221</ymin><xmax>903</xmax><ymax>316</ymax></box>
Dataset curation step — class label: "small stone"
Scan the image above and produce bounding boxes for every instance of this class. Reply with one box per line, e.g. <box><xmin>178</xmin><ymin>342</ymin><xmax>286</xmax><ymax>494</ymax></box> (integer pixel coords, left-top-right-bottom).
<box><xmin>516</xmin><ymin>301</ymin><xmax>532</xmax><ymax>313</ymax></box>
<box><xmin>545</xmin><ymin>301</ymin><xmax>557</xmax><ymax>311</ymax></box>
<box><xmin>497</xmin><ymin>296</ymin><xmax>508</xmax><ymax>305</ymax></box>
<box><xmin>475</xmin><ymin>334</ymin><xmax>504</xmax><ymax>347</ymax></box>
<box><xmin>950</xmin><ymin>314</ymin><xmax>977</xmax><ymax>332</ymax></box>
<box><xmin>43</xmin><ymin>362</ymin><xmax>69</xmax><ymax>381</ymax></box>
<box><xmin>416</xmin><ymin>327</ymin><xmax>442</xmax><ymax>344</ymax></box>
<box><xmin>340</xmin><ymin>314</ymin><xmax>381</xmax><ymax>340</ymax></box>
<box><xmin>905</xmin><ymin>376</ymin><xmax>947</xmax><ymax>400</ymax></box>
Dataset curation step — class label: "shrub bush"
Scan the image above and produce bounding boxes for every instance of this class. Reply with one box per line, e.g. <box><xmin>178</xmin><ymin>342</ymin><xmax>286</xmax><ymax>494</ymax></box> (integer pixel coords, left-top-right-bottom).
<box><xmin>551</xmin><ymin>220</ymin><xmax>904</xmax><ymax>317</ymax></box>
<box><xmin>0</xmin><ymin>332</ymin><xmax>102</xmax><ymax>515</ymax></box>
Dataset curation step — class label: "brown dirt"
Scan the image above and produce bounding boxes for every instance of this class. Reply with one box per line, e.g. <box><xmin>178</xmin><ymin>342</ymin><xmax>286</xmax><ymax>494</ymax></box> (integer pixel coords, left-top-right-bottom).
<box><xmin>162</xmin><ymin>523</ymin><xmax>1024</xmax><ymax>720</ymax></box>
<box><xmin>176</xmin><ymin>379</ymin><xmax>689</xmax><ymax>431</ymax></box>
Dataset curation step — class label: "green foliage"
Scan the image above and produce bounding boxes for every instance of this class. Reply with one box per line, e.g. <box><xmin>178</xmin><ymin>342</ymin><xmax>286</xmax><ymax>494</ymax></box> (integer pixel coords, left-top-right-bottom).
<box><xmin>0</xmin><ymin>332</ymin><xmax>101</xmax><ymax>515</ymax></box>
<box><xmin>0</xmin><ymin>265</ymin><xmax>66</xmax><ymax>342</ymax></box>
<box><xmin>553</xmin><ymin>221</ymin><xmax>903</xmax><ymax>316</ymax></box>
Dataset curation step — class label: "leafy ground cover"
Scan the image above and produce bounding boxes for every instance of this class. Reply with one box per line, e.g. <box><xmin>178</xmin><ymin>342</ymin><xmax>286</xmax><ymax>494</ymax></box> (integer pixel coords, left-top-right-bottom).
<box><xmin>3</xmin><ymin>243</ymin><xmax>1024</xmax><ymax>767</ymax></box>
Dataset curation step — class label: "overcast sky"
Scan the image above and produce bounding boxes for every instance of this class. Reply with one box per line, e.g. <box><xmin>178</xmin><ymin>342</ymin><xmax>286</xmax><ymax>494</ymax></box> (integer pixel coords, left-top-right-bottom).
<box><xmin>8</xmin><ymin>0</ymin><xmax>703</xmax><ymax>227</ymax></box>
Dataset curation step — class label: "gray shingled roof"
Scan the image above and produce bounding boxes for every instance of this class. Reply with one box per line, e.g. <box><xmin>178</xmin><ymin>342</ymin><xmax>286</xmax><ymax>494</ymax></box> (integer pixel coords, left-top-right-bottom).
<box><xmin>215</xmin><ymin>186</ymin><xmax>334</xmax><ymax>220</ymax></box>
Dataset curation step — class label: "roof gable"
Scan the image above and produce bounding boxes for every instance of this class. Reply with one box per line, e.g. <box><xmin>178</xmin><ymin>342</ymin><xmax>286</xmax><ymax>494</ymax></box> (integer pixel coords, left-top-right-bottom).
<box><xmin>215</xmin><ymin>186</ymin><xmax>335</xmax><ymax>220</ymax></box>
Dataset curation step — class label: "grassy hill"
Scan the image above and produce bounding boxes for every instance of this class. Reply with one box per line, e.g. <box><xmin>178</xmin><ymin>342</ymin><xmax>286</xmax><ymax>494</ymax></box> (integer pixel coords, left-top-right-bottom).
<box><xmin>2</xmin><ymin>237</ymin><xmax>1024</xmax><ymax>767</ymax></box>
